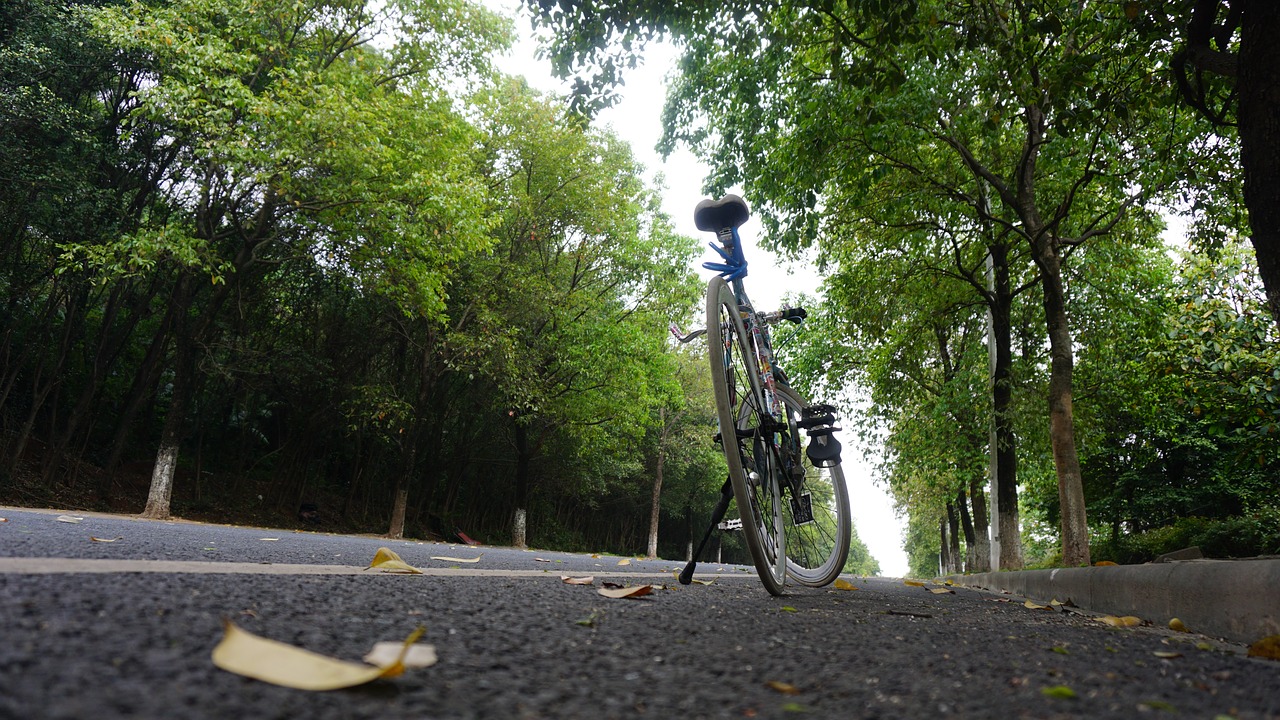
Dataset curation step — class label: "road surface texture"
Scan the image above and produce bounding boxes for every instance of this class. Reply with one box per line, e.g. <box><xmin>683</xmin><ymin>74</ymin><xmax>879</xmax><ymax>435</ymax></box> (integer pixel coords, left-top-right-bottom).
<box><xmin>1</xmin><ymin>506</ymin><xmax>1277</xmax><ymax>719</ymax></box>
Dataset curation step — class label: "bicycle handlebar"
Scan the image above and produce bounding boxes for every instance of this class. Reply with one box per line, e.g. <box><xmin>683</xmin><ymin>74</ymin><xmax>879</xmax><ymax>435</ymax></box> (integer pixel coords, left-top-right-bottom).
<box><xmin>671</xmin><ymin>306</ymin><xmax>805</xmax><ymax>345</ymax></box>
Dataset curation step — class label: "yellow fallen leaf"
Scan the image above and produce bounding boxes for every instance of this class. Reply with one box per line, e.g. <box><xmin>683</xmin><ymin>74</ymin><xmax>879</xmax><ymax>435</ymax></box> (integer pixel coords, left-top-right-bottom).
<box><xmin>1024</xmin><ymin>600</ymin><xmax>1051</xmax><ymax>610</ymax></box>
<box><xmin>617</xmin><ymin>558</ymin><xmax>631</xmax><ymax>566</ymax></box>
<box><xmin>560</xmin><ymin>576</ymin><xmax>595</xmax><ymax>585</ymax></box>
<box><xmin>930</xmin><ymin>588</ymin><xmax>955</xmax><ymax>594</ymax></box>
<box><xmin>1094</xmin><ymin>560</ymin><xmax>1118</xmax><ymax>566</ymax></box>
<box><xmin>903</xmin><ymin>580</ymin><xmax>925</xmax><ymax>587</ymax></box>
<box><xmin>90</xmin><ymin>536</ymin><xmax>122</xmax><ymax>543</ymax></box>
<box><xmin>212</xmin><ymin>621</ymin><xmax>426</xmax><ymax>690</ymax></box>
<box><xmin>833</xmin><ymin>579</ymin><xmax>859</xmax><ymax>591</ymax></box>
<box><xmin>943</xmin><ymin>580</ymin><xmax>954</xmax><ymax>586</ymax></box>
<box><xmin>430</xmin><ymin>555</ymin><xmax>482</xmax><ymax>563</ymax></box>
<box><xmin>369</xmin><ymin>547</ymin><xmax>422</xmax><ymax>574</ymax></box>
<box><xmin>1153</xmin><ymin>651</ymin><xmax>1182</xmax><ymax>659</ymax></box>
<box><xmin>765</xmin><ymin>680</ymin><xmax>801</xmax><ymax>695</ymax></box>
<box><xmin>1247</xmin><ymin>635</ymin><xmax>1280</xmax><ymax>660</ymax></box>
<box><xmin>597</xmin><ymin>585</ymin><xmax>653</xmax><ymax>599</ymax></box>
<box><xmin>1169</xmin><ymin>618</ymin><xmax>1189</xmax><ymax>632</ymax></box>
<box><xmin>1096</xmin><ymin>615</ymin><xmax>1142</xmax><ymax>627</ymax></box>
<box><xmin>690</xmin><ymin>578</ymin><xmax>714</xmax><ymax>586</ymax></box>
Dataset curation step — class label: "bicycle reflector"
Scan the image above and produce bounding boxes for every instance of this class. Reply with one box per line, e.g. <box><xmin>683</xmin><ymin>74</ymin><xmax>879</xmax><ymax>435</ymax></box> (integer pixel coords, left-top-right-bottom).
<box><xmin>797</xmin><ymin>404</ymin><xmax>842</xmax><ymax>468</ymax></box>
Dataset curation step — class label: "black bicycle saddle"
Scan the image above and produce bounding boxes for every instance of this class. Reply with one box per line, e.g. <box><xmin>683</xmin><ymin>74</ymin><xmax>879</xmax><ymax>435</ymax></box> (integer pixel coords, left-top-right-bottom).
<box><xmin>693</xmin><ymin>194</ymin><xmax>750</xmax><ymax>232</ymax></box>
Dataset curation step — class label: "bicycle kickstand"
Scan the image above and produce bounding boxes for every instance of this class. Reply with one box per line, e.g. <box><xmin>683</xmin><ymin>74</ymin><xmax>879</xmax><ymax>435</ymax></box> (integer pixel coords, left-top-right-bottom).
<box><xmin>678</xmin><ymin>477</ymin><xmax>735</xmax><ymax>585</ymax></box>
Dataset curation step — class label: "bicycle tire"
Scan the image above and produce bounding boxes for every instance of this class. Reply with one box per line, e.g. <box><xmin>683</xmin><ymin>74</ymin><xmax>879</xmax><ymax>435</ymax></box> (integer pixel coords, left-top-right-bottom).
<box><xmin>706</xmin><ymin>276</ymin><xmax>787</xmax><ymax>594</ymax></box>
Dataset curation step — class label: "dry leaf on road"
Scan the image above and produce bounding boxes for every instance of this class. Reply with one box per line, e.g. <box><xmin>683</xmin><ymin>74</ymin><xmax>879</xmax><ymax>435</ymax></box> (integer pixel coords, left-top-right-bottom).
<box><xmin>597</xmin><ymin>585</ymin><xmax>653</xmax><ymax>599</ymax></box>
<box><xmin>561</xmin><ymin>576</ymin><xmax>595</xmax><ymax>585</ymax></box>
<box><xmin>930</xmin><ymin>588</ymin><xmax>955</xmax><ymax>594</ymax></box>
<box><xmin>765</xmin><ymin>681</ymin><xmax>801</xmax><ymax>695</ymax></box>
<box><xmin>430</xmin><ymin>555</ymin><xmax>482</xmax><ymax>564</ymax></box>
<box><xmin>1024</xmin><ymin>600</ymin><xmax>1052</xmax><ymax>610</ymax></box>
<box><xmin>368</xmin><ymin>547</ymin><xmax>422</xmax><ymax>574</ymax></box>
<box><xmin>616</xmin><ymin>558</ymin><xmax>631</xmax><ymax>566</ymax></box>
<box><xmin>903</xmin><ymin>580</ymin><xmax>925</xmax><ymax>587</ymax></box>
<box><xmin>363</xmin><ymin>641</ymin><xmax>437</xmax><ymax>669</ymax></box>
<box><xmin>89</xmin><ymin>536</ymin><xmax>122</xmax><ymax>543</ymax></box>
<box><xmin>833</xmin><ymin>579</ymin><xmax>858</xmax><ymax>591</ymax></box>
<box><xmin>1247</xmin><ymin>635</ymin><xmax>1280</xmax><ymax>660</ymax></box>
<box><xmin>212</xmin><ymin>621</ymin><xmax>428</xmax><ymax>690</ymax></box>
<box><xmin>1096</xmin><ymin>615</ymin><xmax>1143</xmax><ymax>627</ymax></box>
<box><xmin>56</xmin><ymin>515</ymin><xmax>83</xmax><ymax>524</ymax></box>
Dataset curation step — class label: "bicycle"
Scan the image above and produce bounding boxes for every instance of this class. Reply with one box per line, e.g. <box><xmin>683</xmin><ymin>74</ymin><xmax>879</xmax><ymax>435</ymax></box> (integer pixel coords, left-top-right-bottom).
<box><xmin>673</xmin><ymin>194</ymin><xmax>851</xmax><ymax>595</ymax></box>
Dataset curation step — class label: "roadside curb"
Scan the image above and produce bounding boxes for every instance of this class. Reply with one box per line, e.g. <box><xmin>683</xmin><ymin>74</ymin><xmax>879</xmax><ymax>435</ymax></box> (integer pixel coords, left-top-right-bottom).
<box><xmin>947</xmin><ymin>557</ymin><xmax>1280</xmax><ymax>645</ymax></box>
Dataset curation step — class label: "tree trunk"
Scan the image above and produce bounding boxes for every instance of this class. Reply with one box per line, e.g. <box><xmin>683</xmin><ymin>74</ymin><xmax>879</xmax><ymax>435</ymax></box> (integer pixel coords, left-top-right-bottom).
<box><xmin>938</xmin><ymin>516</ymin><xmax>951</xmax><ymax>575</ymax></box>
<box><xmin>957</xmin><ymin>490</ymin><xmax>977</xmax><ymax>572</ymax></box>
<box><xmin>967</xmin><ymin>476</ymin><xmax>992</xmax><ymax>573</ymax></box>
<box><xmin>989</xmin><ymin>242</ymin><xmax>1024</xmax><ymax>570</ymax></box>
<box><xmin>139</xmin><ymin>269</ymin><xmax>233</xmax><ymax>519</ymax></box>
<box><xmin>647</xmin><ymin>450</ymin><xmax>665</xmax><ymax>559</ymax></box>
<box><xmin>1035</xmin><ymin>243</ymin><xmax>1090</xmax><ymax>567</ymax></box>
<box><xmin>512</xmin><ymin>507</ymin><xmax>527</xmax><ymax>549</ymax></box>
<box><xmin>140</xmin><ymin>339</ymin><xmax>195</xmax><ymax>520</ymax></box>
<box><xmin>102</xmin><ymin>294</ymin><xmax>178</xmax><ymax>497</ymax></box>
<box><xmin>387</xmin><ymin>480</ymin><xmax>409</xmax><ymax>539</ymax></box>
<box><xmin>141</xmin><ymin>428</ymin><xmax>179</xmax><ymax>519</ymax></box>
<box><xmin>1239</xmin><ymin>0</ymin><xmax>1280</xmax><ymax>327</ymax></box>
<box><xmin>387</xmin><ymin>420</ymin><xmax>420</xmax><ymax>539</ymax></box>
<box><xmin>512</xmin><ymin>419</ymin><xmax>532</xmax><ymax>549</ymax></box>
<box><xmin>946</xmin><ymin>501</ymin><xmax>962</xmax><ymax>574</ymax></box>
<box><xmin>647</xmin><ymin>408</ymin><xmax>669</xmax><ymax>559</ymax></box>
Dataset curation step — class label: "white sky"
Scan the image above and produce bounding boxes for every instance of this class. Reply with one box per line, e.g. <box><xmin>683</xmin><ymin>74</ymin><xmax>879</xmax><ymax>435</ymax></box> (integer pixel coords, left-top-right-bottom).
<box><xmin>485</xmin><ymin>0</ymin><xmax>909</xmax><ymax>577</ymax></box>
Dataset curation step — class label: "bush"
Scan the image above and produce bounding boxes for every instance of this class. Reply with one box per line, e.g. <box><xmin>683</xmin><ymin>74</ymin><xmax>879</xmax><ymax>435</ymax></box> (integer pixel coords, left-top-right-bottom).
<box><xmin>1093</xmin><ymin>509</ymin><xmax>1280</xmax><ymax>564</ymax></box>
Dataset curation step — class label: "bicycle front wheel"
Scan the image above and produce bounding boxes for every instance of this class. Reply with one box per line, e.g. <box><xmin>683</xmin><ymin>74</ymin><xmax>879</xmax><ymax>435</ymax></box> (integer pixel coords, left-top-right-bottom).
<box><xmin>706</xmin><ymin>276</ymin><xmax>787</xmax><ymax>595</ymax></box>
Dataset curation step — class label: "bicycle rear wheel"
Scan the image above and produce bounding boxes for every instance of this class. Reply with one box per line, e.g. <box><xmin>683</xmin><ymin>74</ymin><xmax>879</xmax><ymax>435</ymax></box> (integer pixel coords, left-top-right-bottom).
<box><xmin>771</xmin><ymin>385</ymin><xmax>851</xmax><ymax>587</ymax></box>
<box><xmin>706</xmin><ymin>276</ymin><xmax>787</xmax><ymax>595</ymax></box>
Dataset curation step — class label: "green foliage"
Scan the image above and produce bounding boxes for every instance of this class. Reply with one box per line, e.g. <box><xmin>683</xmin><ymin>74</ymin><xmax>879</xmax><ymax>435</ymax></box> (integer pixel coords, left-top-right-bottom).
<box><xmin>1071</xmin><ymin>241</ymin><xmax>1279</xmax><ymax>540</ymax></box>
<box><xmin>1093</xmin><ymin>510</ymin><xmax>1280</xmax><ymax>565</ymax></box>
<box><xmin>526</xmin><ymin>0</ymin><xmax>1271</xmax><ymax>566</ymax></box>
<box><xmin>0</xmin><ymin>0</ymin><xmax>722</xmax><ymax>559</ymax></box>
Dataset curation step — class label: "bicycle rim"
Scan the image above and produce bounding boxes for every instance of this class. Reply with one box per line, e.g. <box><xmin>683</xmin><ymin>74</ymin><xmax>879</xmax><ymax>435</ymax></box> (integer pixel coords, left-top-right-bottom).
<box><xmin>706</xmin><ymin>277</ymin><xmax>786</xmax><ymax>595</ymax></box>
<box><xmin>771</xmin><ymin>386</ymin><xmax>851</xmax><ymax>587</ymax></box>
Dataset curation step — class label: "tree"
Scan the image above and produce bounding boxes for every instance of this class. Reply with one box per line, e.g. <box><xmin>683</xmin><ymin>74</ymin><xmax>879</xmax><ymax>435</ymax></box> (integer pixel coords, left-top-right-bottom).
<box><xmin>83</xmin><ymin>0</ymin><xmax>505</xmax><ymax>519</ymax></box>
<box><xmin>642</xmin><ymin>347</ymin><xmax>717</xmax><ymax>559</ymax></box>
<box><xmin>459</xmin><ymin>78</ymin><xmax>701</xmax><ymax>547</ymax></box>
<box><xmin>1168</xmin><ymin>0</ymin><xmax>1280</xmax><ymax>327</ymax></box>
<box><xmin>526</xmin><ymin>0</ymin><xmax>1215</xmax><ymax>567</ymax></box>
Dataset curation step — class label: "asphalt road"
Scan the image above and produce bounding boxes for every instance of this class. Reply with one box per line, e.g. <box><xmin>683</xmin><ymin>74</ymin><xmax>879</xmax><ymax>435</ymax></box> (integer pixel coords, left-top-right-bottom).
<box><xmin>1</xmin><ymin>506</ymin><xmax>1277</xmax><ymax>719</ymax></box>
